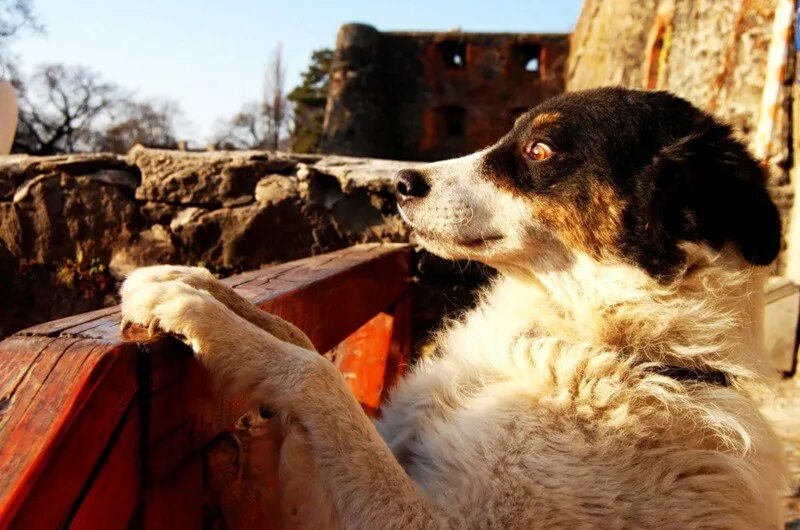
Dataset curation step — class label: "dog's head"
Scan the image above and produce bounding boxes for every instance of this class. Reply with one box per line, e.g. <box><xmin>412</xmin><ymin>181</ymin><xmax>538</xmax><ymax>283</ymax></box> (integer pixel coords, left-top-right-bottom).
<box><xmin>395</xmin><ymin>87</ymin><xmax>781</xmax><ymax>279</ymax></box>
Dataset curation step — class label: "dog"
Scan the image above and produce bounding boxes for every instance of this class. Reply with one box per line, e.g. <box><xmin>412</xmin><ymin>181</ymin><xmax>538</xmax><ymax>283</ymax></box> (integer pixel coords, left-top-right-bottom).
<box><xmin>120</xmin><ymin>87</ymin><xmax>786</xmax><ymax>528</ymax></box>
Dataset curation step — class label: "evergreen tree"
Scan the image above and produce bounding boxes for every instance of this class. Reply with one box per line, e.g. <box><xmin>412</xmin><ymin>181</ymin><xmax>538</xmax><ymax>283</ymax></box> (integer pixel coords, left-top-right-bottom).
<box><xmin>288</xmin><ymin>48</ymin><xmax>332</xmax><ymax>153</ymax></box>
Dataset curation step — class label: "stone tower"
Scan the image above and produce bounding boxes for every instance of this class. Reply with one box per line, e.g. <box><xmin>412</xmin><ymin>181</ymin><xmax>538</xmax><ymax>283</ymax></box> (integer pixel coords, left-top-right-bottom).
<box><xmin>320</xmin><ymin>24</ymin><xmax>389</xmax><ymax>159</ymax></box>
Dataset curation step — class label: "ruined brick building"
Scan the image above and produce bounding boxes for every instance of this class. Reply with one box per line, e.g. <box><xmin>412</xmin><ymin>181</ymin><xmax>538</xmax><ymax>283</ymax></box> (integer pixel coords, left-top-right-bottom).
<box><xmin>319</xmin><ymin>24</ymin><xmax>569</xmax><ymax>161</ymax></box>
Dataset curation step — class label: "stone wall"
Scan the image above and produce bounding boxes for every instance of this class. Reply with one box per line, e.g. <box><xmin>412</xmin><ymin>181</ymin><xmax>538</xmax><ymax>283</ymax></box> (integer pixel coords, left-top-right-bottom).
<box><xmin>320</xmin><ymin>24</ymin><xmax>569</xmax><ymax>161</ymax></box>
<box><xmin>0</xmin><ymin>147</ymin><xmax>488</xmax><ymax>340</ymax></box>
<box><xmin>569</xmin><ymin>0</ymin><xmax>790</xmax><ymax>165</ymax></box>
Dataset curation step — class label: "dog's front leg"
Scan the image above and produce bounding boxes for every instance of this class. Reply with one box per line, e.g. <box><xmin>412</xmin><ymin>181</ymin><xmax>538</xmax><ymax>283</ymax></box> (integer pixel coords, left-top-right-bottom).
<box><xmin>120</xmin><ymin>280</ymin><xmax>451</xmax><ymax>529</ymax></box>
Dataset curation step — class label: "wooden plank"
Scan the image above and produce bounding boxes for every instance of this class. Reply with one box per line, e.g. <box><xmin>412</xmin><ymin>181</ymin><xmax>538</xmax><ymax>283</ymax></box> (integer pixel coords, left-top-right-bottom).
<box><xmin>242</xmin><ymin>277</ymin><xmax>300</xmax><ymax>295</ymax></box>
<box><xmin>221</xmin><ymin>256</ymin><xmax>313</xmax><ymax>288</ymax></box>
<box><xmin>59</xmin><ymin>312</ymin><xmax>124</xmax><ymax>343</ymax></box>
<box><xmin>332</xmin><ymin>293</ymin><xmax>413</xmax><ymax>412</ymax></box>
<box><xmin>59</xmin><ymin>311</ymin><xmax>124</xmax><ymax>337</ymax></box>
<box><xmin>0</xmin><ymin>336</ymin><xmax>52</xmax><ymax>412</ymax></box>
<box><xmin>1</xmin><ymin>336</ymin><xmax>77</xmax><ymax>429</ymax></box>
<box><xmin>112</xmin><ymin>244</ymin><xmax>410</xmax><ymax>487</ymax></box>
<box><xmin>0</xmin><ymin>243</ymin><xmax>411</xmax><ymax>528</ymax></box>
<box><xmin>147</xmin><ymin>422</ymin><xmax>196</xmax><ymax>484</ymax></box>
<box><xmin>68</xmin><ymin>402</ymin><xmax>142</xmax><ymax>530</ymax></box>
<box><xmin>21</xmin><ymin>244</ymin><xmax>408</xmax><ymax>346</ymax></box>
<box><xmin>17</xmin><ymin>306</ymin><xmax>121</xmax><ymax>338</ymax></box>
<box><xmin>334</xmin><ymin>312</ymin><xmax>395</xmax><ymax>410</ymax></box>
<box><xmin>148</xmin><ymin>375</ymin><xmax>195</xmax><ymax>446</ymax></box>
<box><xmin>255</xmin><ymin>245</ymin><xmax>409</xmax><ymax>353</ymax></box>
<box><xmin>0</xmin><ymin>342</ymin><xmax>139</xmax><ymax>529</ymax></box>
<box><xmin>0</xmin><ymin>337</ymin><xmax>94</xmax><ymax>478</ymax></box>
<box><xmin>226</xmin><ymin>245</ymin><xmax>379</xmax><ymax>294</ymax></box>
<box><xmin>202</xmin><ymin>414</ymin><xmax>284</xmax><ymax>529</ymax></box>
<box><xmin>226</xmin><ymin>262</ymin><xmax>308</xmax><ymax>290</ymax></box>
<box><xmin>141</xmin><ymin>244</ymin><xmax>409</xmax><ymax>451</ymax></box>
<box><xmin>143</xmin><ymin>456</ymin><xmax>202</xmax><ymax>530</ymax></box>
<box><xmin>146</xmin><ymin>353</ymin><xmax>211</xmax><ymax>484</ymax></box>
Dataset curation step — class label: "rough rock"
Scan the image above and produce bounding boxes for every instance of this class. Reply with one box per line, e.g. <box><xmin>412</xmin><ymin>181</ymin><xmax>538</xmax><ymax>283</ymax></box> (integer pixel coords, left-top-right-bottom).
<box><xmin>132</xmin><ymin>146</ymin><xmax>298</xmax><ymax>206</ymax></box>
<box><xmin>168</xmin><ymin>202</ymin><xmax>317</xmax><ymax>270</ymax></box>
<box><xmin>311</xmin><ymin>156</ymin><xmax>423</xmax><ymax>192</ymax></box>
<box><xmin>1</xmin><ymin>172</ymin><xmax>140</xmax><ymax>264</ymax></box>
<box><xmin>140</xmin><ymin>201</ymin><xmax>178</xmax><ymax>225</ymax></box>
<box><xmin>0</xmin><ymin>153</ymin><xmax>134</xmax><ymax>194</ymax></box>
<box><xmin>0</xmin><ymin>147</ymin><xmax>462</xmax><ymax>338</ymax></box>
<box><xmin>109</xmin><ymin>224</ymin><xmax>177</xmax><ymax>278</ymax></box>
<box><xmin>84</xmin><ymin>169</ymin><xmax>139</xmax><ymax>190</ymax></box>
<box><xmin>254</xmin><ymin>175</ymin><xmax>297</xmax><ymax>205</ymax></box>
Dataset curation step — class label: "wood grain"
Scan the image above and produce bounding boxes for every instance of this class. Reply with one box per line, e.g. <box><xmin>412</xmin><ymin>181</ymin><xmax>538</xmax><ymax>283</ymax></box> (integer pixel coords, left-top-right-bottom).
<box><xmin>0</xmin><ymin>339</ymin><xmax>139</xmax><ymax>529</ymax></box>
<box><xmin>68</xmin><ymin>403</ymin><xmax>143</xmax><ymax>530</ymax></box>
<box><xmin>334</xmin><ymin>312</ymin><xmax>395</xmax><ymax>410</ymax></box>
<box><xmin>0</xmin><ymin>243</ymin><xmax>411</xmax><ymax>529</ymax></box>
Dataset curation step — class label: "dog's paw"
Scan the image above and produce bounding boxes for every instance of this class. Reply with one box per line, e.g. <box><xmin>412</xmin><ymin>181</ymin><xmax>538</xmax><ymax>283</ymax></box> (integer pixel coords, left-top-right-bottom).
<box><xmin>121</xmin><ymin>265</ymin><xmax>217</xmax><ymax>300</ymax></box>
<box><xmin>120</xmin><ymin>279</ymin><xmax>230</xmax><ymax>349</ymax></box>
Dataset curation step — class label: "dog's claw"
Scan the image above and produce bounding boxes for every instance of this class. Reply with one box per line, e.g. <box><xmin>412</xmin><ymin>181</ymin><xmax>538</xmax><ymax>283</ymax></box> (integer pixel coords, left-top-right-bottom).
<box><xmin>120</xmin><ymin>317</ymin><xmax>131</xmax><ymax>332</ymax></box>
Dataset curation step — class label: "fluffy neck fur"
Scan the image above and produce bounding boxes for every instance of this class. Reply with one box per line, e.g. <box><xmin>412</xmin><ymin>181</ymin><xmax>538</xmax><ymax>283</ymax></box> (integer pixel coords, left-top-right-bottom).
<box><xmin>415</xmin><ymin>245</ymin><xmax>779</xmax><ymax>464</ymax></box>
<box><xmin>377</xmin><ymin>244</ymin><xmax>785</xmax><ymax>526</ymax></box>
<box><xmin>482</xmin><ymin>244</ymin><xmax>772</xmax><ymax>385</ymax></box>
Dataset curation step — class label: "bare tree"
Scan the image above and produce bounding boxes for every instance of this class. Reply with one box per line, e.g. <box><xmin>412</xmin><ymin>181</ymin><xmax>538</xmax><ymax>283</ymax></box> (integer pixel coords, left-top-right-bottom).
<box><xmin>212</xmin><ymin>101</ymin><xmax>270</xmax><ymax>150</ymax></box>
<box><xmin>212</xmin><ymin>44</ymin><xmax>290</xmax><ymax>150</ymax></box>
<box><xmin>94</xmin><ymin>98</ymin><xmax>183</xmax><ymax>153</ymax></box>
<box><xmin>0</xmin><ymin>0</ymin><xmax>38</xmax><ymax>40</ymax></box>
<box><xmin>263</xmin><ymin>44</ymin><xmax>288</xmax><ymax>150</ymax></box>
<box><xmin>1</xmin><ymin>0</ymin><xmax>42</xmax><ymax>80</ymax></box>
<box><xmin>12</xmin><ymin>64</ymin><xmax>120</xmax><ymax>155</ymax></box>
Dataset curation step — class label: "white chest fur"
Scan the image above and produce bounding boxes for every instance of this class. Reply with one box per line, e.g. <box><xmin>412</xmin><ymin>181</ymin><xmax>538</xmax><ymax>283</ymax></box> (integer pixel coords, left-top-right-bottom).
<box><xmin>373</xmin><ymin>262</ymin><xmax>784</xmax><ymax>527</ymax></box>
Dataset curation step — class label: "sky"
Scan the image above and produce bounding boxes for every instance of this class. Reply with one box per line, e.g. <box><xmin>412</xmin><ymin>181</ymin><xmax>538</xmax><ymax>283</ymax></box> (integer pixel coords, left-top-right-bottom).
<box><xmin>9</xmin><ymin>0</ymin><xmax>583</xmax><ymax>144</ymax></box>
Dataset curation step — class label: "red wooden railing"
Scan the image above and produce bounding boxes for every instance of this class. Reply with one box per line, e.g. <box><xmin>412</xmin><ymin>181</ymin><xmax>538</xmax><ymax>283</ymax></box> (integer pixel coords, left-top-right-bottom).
<box><xmin>0</xmin><ymin>243</ymin><xmax>412</xmax><ymax>529</ymax></box>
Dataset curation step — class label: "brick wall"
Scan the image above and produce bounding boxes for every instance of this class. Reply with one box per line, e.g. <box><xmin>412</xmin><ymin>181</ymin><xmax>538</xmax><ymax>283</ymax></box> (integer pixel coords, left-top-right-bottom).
<box><xmin>320</xmin><ymin>24</ymin><xmax>569</xmax><ymax>161</ymax></box>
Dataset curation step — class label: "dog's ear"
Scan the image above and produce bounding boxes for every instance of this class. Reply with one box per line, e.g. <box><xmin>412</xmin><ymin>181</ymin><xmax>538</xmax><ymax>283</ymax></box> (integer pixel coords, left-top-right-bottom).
<box><xmin>712</xmin><ymin>154</ymin><xmax>782</xmax><ymax>265</ymax></box>
<box><xmin>627</xmin><ymin>125</ymin><xmax>781</xmax><ymax>275</ymax></box>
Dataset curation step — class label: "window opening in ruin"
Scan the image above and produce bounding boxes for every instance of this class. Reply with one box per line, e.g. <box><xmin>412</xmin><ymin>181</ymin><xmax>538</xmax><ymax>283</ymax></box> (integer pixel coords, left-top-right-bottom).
<box><xmin>438</xmin><ymin>41</ymin><xmax>467</xmax><ymax>69</ymax></box>
<box><xmin>442</xmin><ymin>106</ymin><xmax>466</xmax><ymax>138</ymax></box>
<box><xmin>525</xmin><ymin>57</ymin><xmax>540</xmax><ymax>72</ymax></box>
<box><xmin>516</xmin><ymin>44</ymin><xmax>542</xmax><ymax>76</ymax></box>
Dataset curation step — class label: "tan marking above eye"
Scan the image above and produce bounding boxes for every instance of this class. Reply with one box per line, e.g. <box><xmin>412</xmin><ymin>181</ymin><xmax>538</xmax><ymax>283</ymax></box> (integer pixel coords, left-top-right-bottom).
<box><xmin>524</xmin><ymin>142</ymin><xmax>554</xmax><ymax>161</ymax></box>
<box><xmin>531</xmin><ymin>112</ymin><xmax>561</xmax><ymax>127</ymax></box>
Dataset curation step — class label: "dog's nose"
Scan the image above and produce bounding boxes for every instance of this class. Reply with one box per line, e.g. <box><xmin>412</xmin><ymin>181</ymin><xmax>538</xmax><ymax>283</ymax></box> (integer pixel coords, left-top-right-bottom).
<box><xmin>394</xmin><ymin>169</ymin><xmax>430</xmax><ymax>200</ymax></box>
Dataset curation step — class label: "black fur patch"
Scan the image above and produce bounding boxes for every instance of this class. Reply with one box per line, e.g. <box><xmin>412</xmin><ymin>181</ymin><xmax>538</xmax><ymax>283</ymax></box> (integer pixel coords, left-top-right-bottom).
<box><xmin>480</xmin><ymin>87</ymin><xmax>781</xmax><ymax>278</ymax></box>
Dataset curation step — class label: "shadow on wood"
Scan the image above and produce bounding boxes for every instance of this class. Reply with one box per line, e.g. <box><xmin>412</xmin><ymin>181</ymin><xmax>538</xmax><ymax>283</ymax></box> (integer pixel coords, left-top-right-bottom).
<box><xmin>0</xmin><ymin>243</ymin><xmax>411</xmax><ymax>529</ymax></box>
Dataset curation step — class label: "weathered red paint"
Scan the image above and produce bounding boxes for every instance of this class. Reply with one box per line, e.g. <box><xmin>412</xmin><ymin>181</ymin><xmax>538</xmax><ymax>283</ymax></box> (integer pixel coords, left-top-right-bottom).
<box><xmin>0</xmin><ymin>243</ymin><xmax>412</xmax><ymax>529</ymax></box>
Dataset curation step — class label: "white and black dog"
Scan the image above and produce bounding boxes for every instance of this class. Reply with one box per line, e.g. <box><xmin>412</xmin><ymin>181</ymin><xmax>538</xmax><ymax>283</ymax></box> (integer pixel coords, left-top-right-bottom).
<box><xmin>121</xmin><ymin>87</ymin><xmax>786</xmax><ymax>528</ymax></box>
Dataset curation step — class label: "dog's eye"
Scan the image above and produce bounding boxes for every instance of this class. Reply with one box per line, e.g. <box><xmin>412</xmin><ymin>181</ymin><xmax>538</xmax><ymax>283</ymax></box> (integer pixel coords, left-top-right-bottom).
<box><xmin>524</xmin><ymin>142</ymin><xmax>554</xmax><ymax>162</ymax></box>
